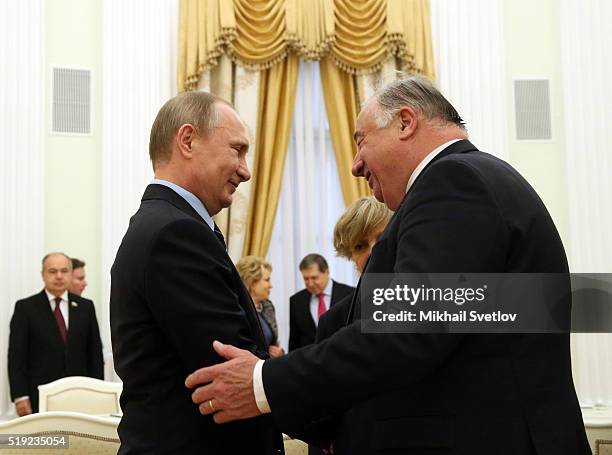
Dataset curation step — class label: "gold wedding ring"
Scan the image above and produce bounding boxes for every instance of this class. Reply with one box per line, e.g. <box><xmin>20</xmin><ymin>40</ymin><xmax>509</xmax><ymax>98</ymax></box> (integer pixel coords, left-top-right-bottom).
<box><xmin>209</xmin><ymin>399</ymin><xmax>215</xmax><ymax>412</ymax></box>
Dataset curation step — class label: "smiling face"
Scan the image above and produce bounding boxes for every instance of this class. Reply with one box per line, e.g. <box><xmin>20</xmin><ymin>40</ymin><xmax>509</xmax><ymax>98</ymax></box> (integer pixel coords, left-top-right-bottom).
<box><xmin>352</xmin><ymin>100</ymin><xmax>415</xmax><ymax>211</ymax></box>
<box><xmin>250</xmin><ymin>267</ymin><xmax>273</xmax><ymax>304</ymax></box>
<box><xmin>188</xmin><ymin>103</ymin><xmax>251</xmax><ymax>215</ymax></box>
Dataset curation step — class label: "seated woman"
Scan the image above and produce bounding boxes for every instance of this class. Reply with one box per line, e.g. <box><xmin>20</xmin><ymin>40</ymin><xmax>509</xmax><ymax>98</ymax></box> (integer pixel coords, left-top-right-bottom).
<box><xmin>316</xmin><ymin>196</ymin><xmax>392</xmax><ymax>342</ymax></box>
<box><xmin>236</xmin><ymin>256</ymin><xmax>284</xmax><ymax>358</ymax></box>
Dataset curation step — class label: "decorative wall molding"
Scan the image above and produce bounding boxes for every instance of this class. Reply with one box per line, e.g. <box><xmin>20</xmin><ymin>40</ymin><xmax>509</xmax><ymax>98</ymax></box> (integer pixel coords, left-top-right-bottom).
<box><xmin>101</xmin><ymin>0</ymin><xmax>179</xmax><ymax>379</ymax></box>
<box><xmin>560</xmin><ymin>0</ymin><xmax>612</xmax><ymax>404</ymax></box>
<box><xmin>430</xmin><ymin>0</ymin><xmax>508</xmax><ymax>159</ymax></box>
<box><xmin>0</xmin><ymin>0</ymin><xmax>45</xmax><ymax>417</ymax></box>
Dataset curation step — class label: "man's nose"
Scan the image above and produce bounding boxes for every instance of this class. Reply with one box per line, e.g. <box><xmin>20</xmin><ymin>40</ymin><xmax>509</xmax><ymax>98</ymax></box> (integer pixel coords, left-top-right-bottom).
<box><xmin>352</xmin><ymin>155</ymin><xmax>364</xmax><ymax>177</ymax></box>
<box><xmin>238</xmin><ymin>160</ymin><xmax>251</xmax><ymax>182</ymax></box>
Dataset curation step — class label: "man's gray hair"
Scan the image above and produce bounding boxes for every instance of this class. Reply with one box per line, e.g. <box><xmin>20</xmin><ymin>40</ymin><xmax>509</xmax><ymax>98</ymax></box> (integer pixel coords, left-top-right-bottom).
<box><xmin>41</xmin><ymin>252</ymin><xmax>72</xmax><ymax>271</ymax></box>
<box><xmin>373</xmin><ymin>76</ymin><xmax>465</xmax><ymax>130</ymax></box>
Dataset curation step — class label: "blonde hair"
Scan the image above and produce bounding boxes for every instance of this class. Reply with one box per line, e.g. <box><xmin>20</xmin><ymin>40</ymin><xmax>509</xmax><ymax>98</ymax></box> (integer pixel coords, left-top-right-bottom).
<box><xmin>333</xmin><ymin>197</ymin><xmax>392</xmax><ymax>259</ymax></box>
<box><xmin>236</xmin><ymin>256</ymin><xmax>272</xmax><ymax>290</ymax></box>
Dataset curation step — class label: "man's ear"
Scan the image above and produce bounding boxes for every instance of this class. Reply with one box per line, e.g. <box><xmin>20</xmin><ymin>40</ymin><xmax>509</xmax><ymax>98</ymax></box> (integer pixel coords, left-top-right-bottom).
<box><xmin>176</xmin><ymin>123</ymin><xmax>197</xmax><ymax>158</ymax></box>
<box><xmin>397</xmin><ymin>106</ymin><xmax>418</xmax><ymax>139</ymax></box>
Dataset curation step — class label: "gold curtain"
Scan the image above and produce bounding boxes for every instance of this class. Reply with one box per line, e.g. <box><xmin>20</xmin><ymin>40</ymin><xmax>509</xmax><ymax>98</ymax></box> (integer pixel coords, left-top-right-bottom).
<box><xmin>178</xmin><ymin>0</ymin><xmax>434</xmax><ymax>91</ymax></box>
<box><xmin>242</xmin><ymin>54</ymin><xmax>299</xmax><ymax>257</ymax></box>
<box><xmin>178</xmin><ymin>0</ymin><xmax>434</xmax><ymax>257</ymax></box>
<box><xmin>320</xmin><ymin>58</ymin><xmax>371</xmax><ymax>205</ymax></box>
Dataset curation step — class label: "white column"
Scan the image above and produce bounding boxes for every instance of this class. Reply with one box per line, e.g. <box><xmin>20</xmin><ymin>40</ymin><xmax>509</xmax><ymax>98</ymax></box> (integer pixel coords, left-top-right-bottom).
<box><xmin>0</xmin><ymin>0</ymin><xmax>45</xmax><ymax>417</ymax></box>
<box><xmin>430</xmin><ymin>0</ymin><xmax>508</xmax><ymax>159</ymax></box>
<box><xmin>560</xmin><ymin>0</ymin><xmax>612</xmax><ymax>404</ymax></box>
<box><xmin>101</xmin><ymin>0</ymin><xmax>179</xmax><ymax>379</ymax></box>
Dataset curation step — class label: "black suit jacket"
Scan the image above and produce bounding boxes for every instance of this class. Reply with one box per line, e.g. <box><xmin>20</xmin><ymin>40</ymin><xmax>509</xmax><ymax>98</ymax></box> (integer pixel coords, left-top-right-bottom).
<box><xmin>8</xmin><ymin>290</ymin><xmax>104</xmax><ymax>412</ymax></box>
<box><xmin>110</xmin><ymin>184</ymin><xmax>283</xmax><ymax>455</ymax></box>
<box><xmin>315</xmin><ymin>294</ymin><xmax>352</xmax><ymax>343</ymax></box>
<box><xmin>263</xmin><ymin>141</ymin><xmax>590</xmax><ymax>455</ymax></box>
<box><xmin>289</xmin><ymin>281</ymin><xmax>354</xmax><ymax>351</ymax></box>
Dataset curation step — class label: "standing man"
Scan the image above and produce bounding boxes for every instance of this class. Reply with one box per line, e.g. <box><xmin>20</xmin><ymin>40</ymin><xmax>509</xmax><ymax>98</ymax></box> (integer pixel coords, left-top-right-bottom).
<box><xmin>8</xmin><ymin>252</ymin><xmax>104</xmax><ymax>415</ymax></box>
<box><xmin>289</xmin><ymin>254</ymin><xmax>354</xmax><ymax>351</ymax></box>
<box><xmin>110</xmin><ymin>92</ymin><xmax>282</xmax><ymax>454</ymax></box>
<box><xmin>68</xmin><ymin>258</ymin><xmax>87</xmax><ymax>296</ymax></box>
<box><xmin>186</xmin><ymin>77</ymin><xmax>590</xmax><ymax>455</ymax></box>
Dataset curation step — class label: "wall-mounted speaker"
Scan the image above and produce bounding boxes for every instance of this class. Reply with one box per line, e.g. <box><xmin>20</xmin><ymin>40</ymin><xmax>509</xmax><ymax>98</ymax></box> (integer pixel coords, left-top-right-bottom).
<box><xmin>52</xmin><ymin>67</ymin><xmax>91</xmax><ymax>135</ymax></box>
<box><xmin>513</xmin><ymin>79</ymin><xmax>552</xmax><ymax>141</ymax></box>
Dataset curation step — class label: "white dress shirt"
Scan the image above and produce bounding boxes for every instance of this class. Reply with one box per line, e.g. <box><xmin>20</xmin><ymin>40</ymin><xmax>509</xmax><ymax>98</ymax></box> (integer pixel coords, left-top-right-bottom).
<box><xmin>252</xmin><ymin>139</ymin><xmax>463</xmax><ymax>414</ymax></box>
<box><xmin>46</xmin><ymin>289</ymin><xmax>70</xmax><ymax>328</ymax></box>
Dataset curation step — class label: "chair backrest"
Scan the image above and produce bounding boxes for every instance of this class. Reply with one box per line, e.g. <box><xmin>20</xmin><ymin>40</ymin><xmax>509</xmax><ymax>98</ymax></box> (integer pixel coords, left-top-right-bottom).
<box><xmin>283</xmin><ymin>434</ymin><xmax>308</xmax><ymax>455</ymax></box>
<box><xmin>38</xmin><ymin>376</ymin><xmax>122</xmax><ymax>415</ymax></box>
<box><xmin>0</xmin><ymin>411</ymin><xmax>120</xmax><ymax>455</ymax></box>
<box><xmin>597</xmin><ymin>440</ymin><xmax>612</xmax><ymax>455</ymax></box>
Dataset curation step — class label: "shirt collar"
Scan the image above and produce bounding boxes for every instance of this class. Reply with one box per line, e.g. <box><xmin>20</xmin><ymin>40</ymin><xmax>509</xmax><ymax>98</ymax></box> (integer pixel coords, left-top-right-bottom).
<box><xmin>45</xmin><ymin>289</ymin><xmax>68</xmax><ymax>302</ymax></box>
<box><xmin>322</xmin><ymin>278</ymin><xmax>333</xmax><ymax>296</ymax></box>
<box><xmin>151</xmin><ymin>179</ymin><xmax>214</xmax><ymax>230</ymax></box>
<box><xmin>405</xmin><ymin>139</ymin><xmax>461</xmax><ymax>194</ymax></box>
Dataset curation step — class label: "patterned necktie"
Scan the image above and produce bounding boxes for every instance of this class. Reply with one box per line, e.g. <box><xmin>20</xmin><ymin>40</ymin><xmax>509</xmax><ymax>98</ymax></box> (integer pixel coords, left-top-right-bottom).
<box><xmin>53</xmin><ymin>297</ymin><xmax>67</xmax><ymax>344</ymax></box>
<box><xmin>317</xmin><ymin>293</ymin><xmax>327</xmax><ymax>320</ymax></box>
<box><xmin>213</xmin><ymin>223</ymin><xmax>227</xmax><ymax>250</ymax></box>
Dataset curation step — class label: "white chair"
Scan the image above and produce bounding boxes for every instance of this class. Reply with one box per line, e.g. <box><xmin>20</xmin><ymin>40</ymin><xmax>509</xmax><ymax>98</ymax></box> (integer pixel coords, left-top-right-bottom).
<box><xmin>583</xmin><ymin>406</ymin><xmax>612</xmax><ymax>452</ymax></box>
<box><xmin>0</xmin><ymin>411</ymin><xmax>120</xmax><ymax>455</ymax></box>
<box><xmin>283</xmin><ymin>434</ymin><xmax>308</xmax><ymax>455</ymax></box>
<box><xmin>38</xmin><ymin>376</ymin><xmax>122</xmax><ymax>415</ymax></box>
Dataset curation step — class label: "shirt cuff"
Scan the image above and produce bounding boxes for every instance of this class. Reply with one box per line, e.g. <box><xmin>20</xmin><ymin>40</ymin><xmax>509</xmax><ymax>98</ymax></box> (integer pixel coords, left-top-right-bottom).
<box><xmin>253</xmin><ymin>360</ymin><xmax>271</xmax><ymax>414</ymax></box>
<box><xmin>14</xmin><ymin>396</ymin><xmax>30</xmax><ymax>403</ymax></box>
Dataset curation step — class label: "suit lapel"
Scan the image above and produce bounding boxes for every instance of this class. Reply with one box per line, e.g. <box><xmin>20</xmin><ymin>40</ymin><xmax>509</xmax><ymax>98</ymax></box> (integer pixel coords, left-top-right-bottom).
<box><xmin>329</xmin><ymin>280</ymin><xmax>339</xmax><ymax>309</ymax></box>
<box><xmin>143</xmin><ymin>184</ymin><xmax>267</xmax><ymax>351</ymax></box>
<box><xmin>66</xmin><ymin>294</ymin><xmax>80</xmax><ymax>347</ymax></box>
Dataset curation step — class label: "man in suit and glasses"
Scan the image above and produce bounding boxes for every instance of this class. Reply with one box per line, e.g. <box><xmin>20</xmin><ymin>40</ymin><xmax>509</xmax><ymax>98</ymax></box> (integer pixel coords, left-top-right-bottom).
<box><xmin>110</xmin><ymin>91</ymin><xmax>283</xmax><ymax>454</ymax></box>
<box><xmin>8</xmin><ymin>252</ymin><xmax>103</xmax><ymax>415</ymax></box>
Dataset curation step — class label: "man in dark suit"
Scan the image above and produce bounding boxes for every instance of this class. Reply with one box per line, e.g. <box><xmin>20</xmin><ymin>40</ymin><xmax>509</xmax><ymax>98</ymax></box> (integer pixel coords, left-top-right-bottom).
<box><xmin>289</xmin><ymin>254</ymin><xmax>354</xmax><ymax>351</ymax></box>
<box><xmin>8</xmin><ymin>252</ymin><xmax>104</xmax><ymax>415</ymax></box>
<box><xmin>110</xmin><ymin>92</ymin><xmax>283</xmax><ymax>454</ymax></box>
<box><xmin>185</xmin><ymin>77</ymin><xmax>590</xmax><ymax>454</ymax></box>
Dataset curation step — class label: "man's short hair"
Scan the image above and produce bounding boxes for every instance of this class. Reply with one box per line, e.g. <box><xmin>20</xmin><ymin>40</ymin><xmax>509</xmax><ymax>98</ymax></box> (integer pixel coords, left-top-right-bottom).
<box><xmin>299</xmin><ymin>254</ymin><xmax>329</xmax><ymax>273</ymax></box>
<box><xmin>71</xmin><ymin>258</ymin><xmax>86</xmax><ymax>270</ymax></box>
<box><xmin>374</xmin><ymin>75</ymin><xmax>465</xmax><ymax>130</ymax></box>
<box><xmin>333</xmin><ymin>196</ymin><xmax>392</xmax><ymax>259</ymax></box>
<box><xmin>149</xmin><ymin>91</ymin><xmax>231</xmax><ymax>169</ymax></box>
<box><xmin>41</xmin><ymin>252</ymin><xmax>72</xmax><ymax>271</ymax></box>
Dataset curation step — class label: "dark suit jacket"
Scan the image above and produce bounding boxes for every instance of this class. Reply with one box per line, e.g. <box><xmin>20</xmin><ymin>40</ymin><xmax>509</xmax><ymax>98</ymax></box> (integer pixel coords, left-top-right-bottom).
<box><xmin>110</xmin><ymin>184</ymin><xmax>283</xmax><ymax>455</ymax></box>
<box><xmin>289</xmin><ymin>281</ymin><xmax>354</xmax><ymax>351</ymax></box>
<box><xmin>8</xmin><ymin>290</ymin><xmax>104</xmax><ymax>412</ymax></box>
<box><xmin>315</xmin><ymin>294</ymin><xmax>353</xmax><ymax>343</ymax></box>
<box><xmin>263</xmin><ymin>141</ymin><xmax>590</xmax><ymax>455</ymax></box>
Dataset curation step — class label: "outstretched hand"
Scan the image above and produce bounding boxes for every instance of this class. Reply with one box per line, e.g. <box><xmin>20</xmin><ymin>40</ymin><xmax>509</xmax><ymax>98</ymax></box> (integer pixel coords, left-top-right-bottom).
<box><xmin>185</xmin><ymin>340</ymin><xmax>262</xmax><ymax>423</ymax></box>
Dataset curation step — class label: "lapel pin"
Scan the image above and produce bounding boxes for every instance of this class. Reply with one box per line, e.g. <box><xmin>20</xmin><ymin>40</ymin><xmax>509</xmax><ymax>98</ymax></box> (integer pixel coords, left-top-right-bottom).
<box><xmin>71</xmin><ymin>301</ymin><xmax>78</xmax><ymax>308</ymax></box>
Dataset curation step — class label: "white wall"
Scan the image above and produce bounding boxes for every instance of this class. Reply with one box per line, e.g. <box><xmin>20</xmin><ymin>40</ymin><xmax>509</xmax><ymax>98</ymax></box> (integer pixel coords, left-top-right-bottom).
<box><xmin>0</xmin><ymin>0</ymin><xmax>45</xmax><ymax>418</ymax></box>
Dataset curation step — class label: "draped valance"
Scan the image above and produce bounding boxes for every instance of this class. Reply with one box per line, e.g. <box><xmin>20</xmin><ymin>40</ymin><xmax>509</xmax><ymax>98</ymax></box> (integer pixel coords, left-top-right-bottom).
<box><xmin>178</xmin><ymin>0</ymin><xmax>434</xmax><ymax>91</ymax></box>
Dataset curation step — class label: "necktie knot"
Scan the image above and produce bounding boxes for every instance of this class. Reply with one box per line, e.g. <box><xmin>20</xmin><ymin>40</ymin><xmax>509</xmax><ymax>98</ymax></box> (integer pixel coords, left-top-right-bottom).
<box><xmin>213</xmin><ymin>223</ymin><xmax>227</xmax><ymax>250</ymax></box>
